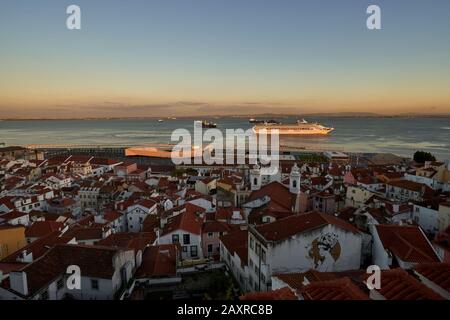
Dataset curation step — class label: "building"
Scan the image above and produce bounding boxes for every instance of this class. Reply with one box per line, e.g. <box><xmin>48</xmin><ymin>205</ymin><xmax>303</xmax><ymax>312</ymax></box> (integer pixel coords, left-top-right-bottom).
<box><xmin>371</xmin><ymin>224</ymin><xmax>441</xmax><ymax>269</ymax></box>
<box><xmin>125</xmin><ymin>199</ymin><xmax>157</xmax><ymax>233</ymax></box>
<box><xmin>220</xmin><ymin>229</ymin><xmax>249</xmax><ymax>292</ymax></box>
<box><xmin>247</xmin><ymin>211</ymin><xmax>362</xmax><ymax>292</ymax></box>
<box><xmin>0</xmin><ymin>244</ymin><xmax>135</xmax><ymax>300</ymax></box>
<box><xmin>201</xmin><ymin>220</ymin><xmax>231</xmax><ymax>259</ymax></box>
<box><xmin>386</xmin><ymin>180</ymin><xmax>433</xmax><ymax>202</ymax></box>
<box><xmin>134</xmin><ymin>244</ymin><xmax>181</xmax><ymax>286</ymax></box>
<box><xmin>0</xmin><ymin>225</ymin><xmax>27</xmax><ymax>260</ymax></box>
<box><xmin>158</xmin><ymin>210</ymin><xmax>204</xmax><ymax>260</ymax></box>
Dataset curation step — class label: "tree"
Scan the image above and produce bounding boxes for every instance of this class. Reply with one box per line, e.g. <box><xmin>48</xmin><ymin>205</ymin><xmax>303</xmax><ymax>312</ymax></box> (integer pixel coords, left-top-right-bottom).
<box><xmin>413</xmin><ymin>151</ymin><xmax>436</xmax><ymax>163</ymax></box>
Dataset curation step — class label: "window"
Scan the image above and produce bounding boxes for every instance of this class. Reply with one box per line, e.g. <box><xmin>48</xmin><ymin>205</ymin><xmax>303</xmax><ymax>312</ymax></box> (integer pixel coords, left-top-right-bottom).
<box><xmin>261</xmin><ymin>249</ymin><xmax>266</xmax><ymax>264</ymax></box>
<box><xmin>208</xmin><ymin>232</ymin><xmax>213</xmax><ymax>238</ymax></box>
<box><xmin>91</xmin><ymin>279</ymin><xmax>99</xmax><ymax>290</ymax></box>
<box><xmin>190</xmin><ymin>245</ymin><xmax>198</xmax><ymax>257</ymax></box>
<box><xmin>57</xmin><ymin>278</ymin><xmax>64</xmax><ymax>291</ymax></box>
<box><xmin>183</xmin><ymin>234</ymin><xmax>190</xmax><ymax>245</ymax></box>
<box><xmin>249</xmin><ymin>237</ymin><xmax>254</xmax><ymax>250</ymax></box>
<box><xmin>207</xmin><ymin>244</ymin><xmax>213</xmax><ymax>253</ymax></box>
<box><xmin>172</xmin><ymin>234</ymin><xmax>179</xmax><ymax>243</ymax></box>
<box><xmin>182</xmin><ymin>246</ymin><xmax>187</xmax><ymax>252</ymax></box>
<box><xmin>256</xmin><ymin>243</ymin><xmax>261</xmax><ymax>256</ymax></box>
<box><xmin>249</xmin><ymin>259</ymin><xmax>253</xmax><ymax>269</ymax></box>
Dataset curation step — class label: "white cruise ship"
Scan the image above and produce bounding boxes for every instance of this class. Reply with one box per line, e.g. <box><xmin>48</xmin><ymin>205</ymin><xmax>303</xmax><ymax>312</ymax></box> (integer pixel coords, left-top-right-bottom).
<box><xmin>252</xmin><ymin>119</ymin><xmax>334</xmax><ymax>135</ymax></box>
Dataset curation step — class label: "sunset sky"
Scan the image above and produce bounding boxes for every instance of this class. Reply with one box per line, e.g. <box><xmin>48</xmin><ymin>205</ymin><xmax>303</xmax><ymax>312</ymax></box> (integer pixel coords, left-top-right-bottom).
<box><xmin>1</xmin><ymin>0</ymin><xmax>450</xmax><ymax>118</ymax></box>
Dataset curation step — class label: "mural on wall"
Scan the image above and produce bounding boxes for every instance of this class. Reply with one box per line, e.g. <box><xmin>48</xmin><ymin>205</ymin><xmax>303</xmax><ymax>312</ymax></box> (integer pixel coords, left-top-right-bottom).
<box><xmin>306</xmin><ymin>233</ymin><xmax>341</xmax><ymax>272</ymax></box>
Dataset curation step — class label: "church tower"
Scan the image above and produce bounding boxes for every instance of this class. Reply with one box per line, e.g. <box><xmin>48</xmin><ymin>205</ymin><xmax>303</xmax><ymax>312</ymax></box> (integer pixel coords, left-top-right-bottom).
<box><xmin>250</xmin><ymin>163</ymin><xmax>262</xmax><ymax>191</ymax></box>
<box><xmin>289</xmin><ymin>163</ymin><xmax>301</xmax><ymax>194</ymax></box>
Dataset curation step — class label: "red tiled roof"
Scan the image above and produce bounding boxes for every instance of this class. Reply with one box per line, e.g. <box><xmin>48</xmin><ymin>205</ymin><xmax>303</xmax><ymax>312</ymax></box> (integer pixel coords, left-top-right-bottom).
<box><xmin>1</xmin><ymin>231</ymin><xmax>72</xmax><ymax>263</ymax></box>
<box><xmin>162</xmin><ymin>210</ymin><xmax>204</xmax><ymax>236</ymax></box>
<box><xmin>254</xmin><ymin>211</ymin><xmax>360</xmax><ymax>242</ymax></box>
<box><xmin>368</xmin><ymin>269</ymin><xmax>444</xmax><ymax>300</ymax></box>
<box><xmin>0</xmin><ymin>211</ymin><xmax>28</xmax><ymax>220</ymax></box>
<box><xmin>375</xmin><ymin>225</ymin><xmax>440</xmax><ymax>264</ymax></box>
<box><xmin>25</xmin><ymin>221</ymin><xmax>64</xmax><ymax>238</ymax></box>
<box><xmin>311</xmin><ymin>176</ymin><xmax>328</xmax><ymax>186</ymax></box>
<box><xmin>202</xmin><ymin>220</ymin><xmax>231</xmax><ymax>234</ymax></box>
<box><xmin>220</xmin><ymin>229</ymin><xmax>248</xmax><ymax>266</ymax></box>
<box><xmin>96</xmin><ymin>232</ymin><xmax>156</xmax><ymax>251</ymax></box>
<box><xmin>248</xmin><ymin>181</ymin><xmax>296</xmax><ymax>212</ymax></box>
<box><xmin>63</xmin><ymin>227</ymin><xmax>104</xmax><ymax>241</ymax></box>
<box><xmin>135</xmin><ymin>244</ymin><xmax>178</xmax><ymax>278</ymax></box>
<box><xmin>216</xmin><ymin>207</ymin><xmax>233</xmax><ymax>221</ymax></box>
<box><xmin>89</xmin><ymin>158</ymin><xmax>122</xmax><ymax>166</ymax></box>
<box><xmin>103</xmin><ymin>210</ymin><xmax>122</xmax><ymax>222</ymax></box>
<box><xmin>387</xmin><ymin>180</ymin><xmax>432</xmax><ymax>193</ymax></box>
<box><xmin>240</xmin><ymin>287</ymin><xmax>297</xmax><ymax>300</ymax></box>
<box><xmin>301</xmin><ymin>277</ymin><xmax>368</xmax><ymax>300</ymax></box>
<box><xmin>274</xmin><ymin>269</ymin><xmax>366</xmax><ymax>293</ymax></box>
<box><xmin>17</xmin><ymin>244</ymin><xmax>125</xmax><ymax>297</ymax></box>
<box><xmin>142</xmin><ymin>215</ymin><xmax>160</xmax><ymax>233</ymax></box>
<box><xmin>136</xmin><ymin>199</ymin><xmax>157</xmax><ymax>209</ymax></box>
<box><xmin>413</xmin><ymin>263</ymin><xmax>450</xmax><ymax>293</ymax></box>
<box><xmin>0</xmin><ymin>262</ymin><xmax>27</xmax><ymax>274</ymax></box>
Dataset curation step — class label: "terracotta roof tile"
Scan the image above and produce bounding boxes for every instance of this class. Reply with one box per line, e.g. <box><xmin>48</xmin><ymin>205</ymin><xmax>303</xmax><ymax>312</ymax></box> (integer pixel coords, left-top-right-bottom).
<box><xmin>375</xmin><ymin>224</ymin><xmax>440</xmax><ymax>264</ymax></box>
<box><xmin>25</xmin><ymin>221</ymin><xmax>64</xmax><ymax>238</ymax></box>
<box><xmin>248</xmin><ymin>181</ymin><xmax>296</xmax><ymax>212</ymax></box>
<box><xmin>413</xmin><ymin>263</ymin><xmax>450</xmax><ymax>293</ymax></box>
<box><xmin>135</xmin><ymin>244</ymin><xmax>178</xmax><ymax>278</ymax></box>
<box><xmin>220</xmin><ymin>229</ymin><xmax>248</xmax><ymax>266</ymax></box>
<box><xmin>162</xmin><ymin>210</ymin><xmax>204</xmax><ymax>236</ymax></box>
<box><xmin>301</xmin><ymin>277</ymin><xmax>369</xmax><ymax>300</ymax></box>
<box><xmin>254</xmin><ymin>211</ymin><xmax>360</xmax><ymax>242</ymax></box>
<box><xmin>240</xmin><ymin>287</ymin><xmax>297</xmax><ymax>300</ymax></box>
<box><xmin>369</xmin><ymin>269</ymin><xmax>444</xmax><ymax>300</ymax></box>
<box><xmin>17</xmin><ymin>244</ymin><xmax>125</xmax><ymax>297</ymax></box>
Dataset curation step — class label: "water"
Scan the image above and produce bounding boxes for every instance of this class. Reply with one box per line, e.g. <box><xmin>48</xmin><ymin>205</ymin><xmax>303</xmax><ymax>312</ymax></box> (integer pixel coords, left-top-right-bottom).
<box><xmin>0</xmin><ymin>116</ymin><xmax>449</xmax><ymax>160</ymax></box>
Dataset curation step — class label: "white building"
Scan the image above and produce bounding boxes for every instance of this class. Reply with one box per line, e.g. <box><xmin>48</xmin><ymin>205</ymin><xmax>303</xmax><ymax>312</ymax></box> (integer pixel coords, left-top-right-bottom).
<box><xmin>158</xmin><ymin>210</ymin><xmax>204</xmax><ymax>260</ymax></box>
<box><xmin>247</xmin><ymin>211</ymin><xmax>362</xmax><ymax>292</ymax></box>
<box><xmin>0</xmin><ymin>244</ymin><xmax>135</xmax><ymax>300</ymax></box>
<box><xmin>220</xmin><ymin>229</ymin><xmax>249</xmax><ymax>292</ymax></box>
<box><xmin>125</xmin><ymin>199</ymin><xmax>157</xmax><ymax>233</ymax></box>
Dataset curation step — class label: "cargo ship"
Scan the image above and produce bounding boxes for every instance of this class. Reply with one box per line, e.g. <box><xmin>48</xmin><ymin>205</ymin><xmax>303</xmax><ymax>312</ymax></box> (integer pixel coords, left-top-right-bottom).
<box><xmin>195</xmin><ymin>120</ymin><xmax>217</xmax><ymax>128</ymax></box>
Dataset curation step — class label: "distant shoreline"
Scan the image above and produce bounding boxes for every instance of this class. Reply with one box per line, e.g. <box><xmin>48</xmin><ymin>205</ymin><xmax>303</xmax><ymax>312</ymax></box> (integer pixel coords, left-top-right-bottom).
<box><xmin>2</xmin><ymin>113</ymin><xmax>450</xmax><ymax>121</ymax></box>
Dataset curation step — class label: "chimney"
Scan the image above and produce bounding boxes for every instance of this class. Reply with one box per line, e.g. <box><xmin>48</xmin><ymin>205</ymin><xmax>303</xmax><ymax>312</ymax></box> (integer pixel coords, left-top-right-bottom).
<box><xmin>10</xmin><ymin>271</ymin><xmax>29</xmax><ymax>296</ymax></box>
<box><xmin>155</xmin><ymin>228</ymin><xmax>160</xmax><ymax>244</ymax></box>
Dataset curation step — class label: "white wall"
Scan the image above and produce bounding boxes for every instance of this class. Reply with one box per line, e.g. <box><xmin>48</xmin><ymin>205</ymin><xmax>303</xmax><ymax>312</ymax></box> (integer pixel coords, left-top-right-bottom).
<box><xmin>412</xmin><ymin>205</ymin><xmax>439</xmax><ymax>235</ymax></box>
<box><xmin>248</xmin><ymin>224</ymin><xmax>362</xmax><ymax>291</ymax></box>
<box><xmin>159</xmin><ymin>230</ymin><xmax>203</xmax><ymax>259</ymax></box>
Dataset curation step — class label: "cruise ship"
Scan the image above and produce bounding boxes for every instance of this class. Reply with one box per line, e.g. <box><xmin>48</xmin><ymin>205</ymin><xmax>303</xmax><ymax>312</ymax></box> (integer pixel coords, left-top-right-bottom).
<box><xmin>252</xmin><ymin>119</ymin><xmax>334</xmax><ymax>135</ymax></box>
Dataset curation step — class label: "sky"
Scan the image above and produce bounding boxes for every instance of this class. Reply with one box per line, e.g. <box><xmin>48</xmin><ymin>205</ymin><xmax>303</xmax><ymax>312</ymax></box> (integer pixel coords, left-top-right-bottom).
<box><xmin>0</xmin><ymin>0</ymin><xmax>450</xmax><ymax>118</ymax></box>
